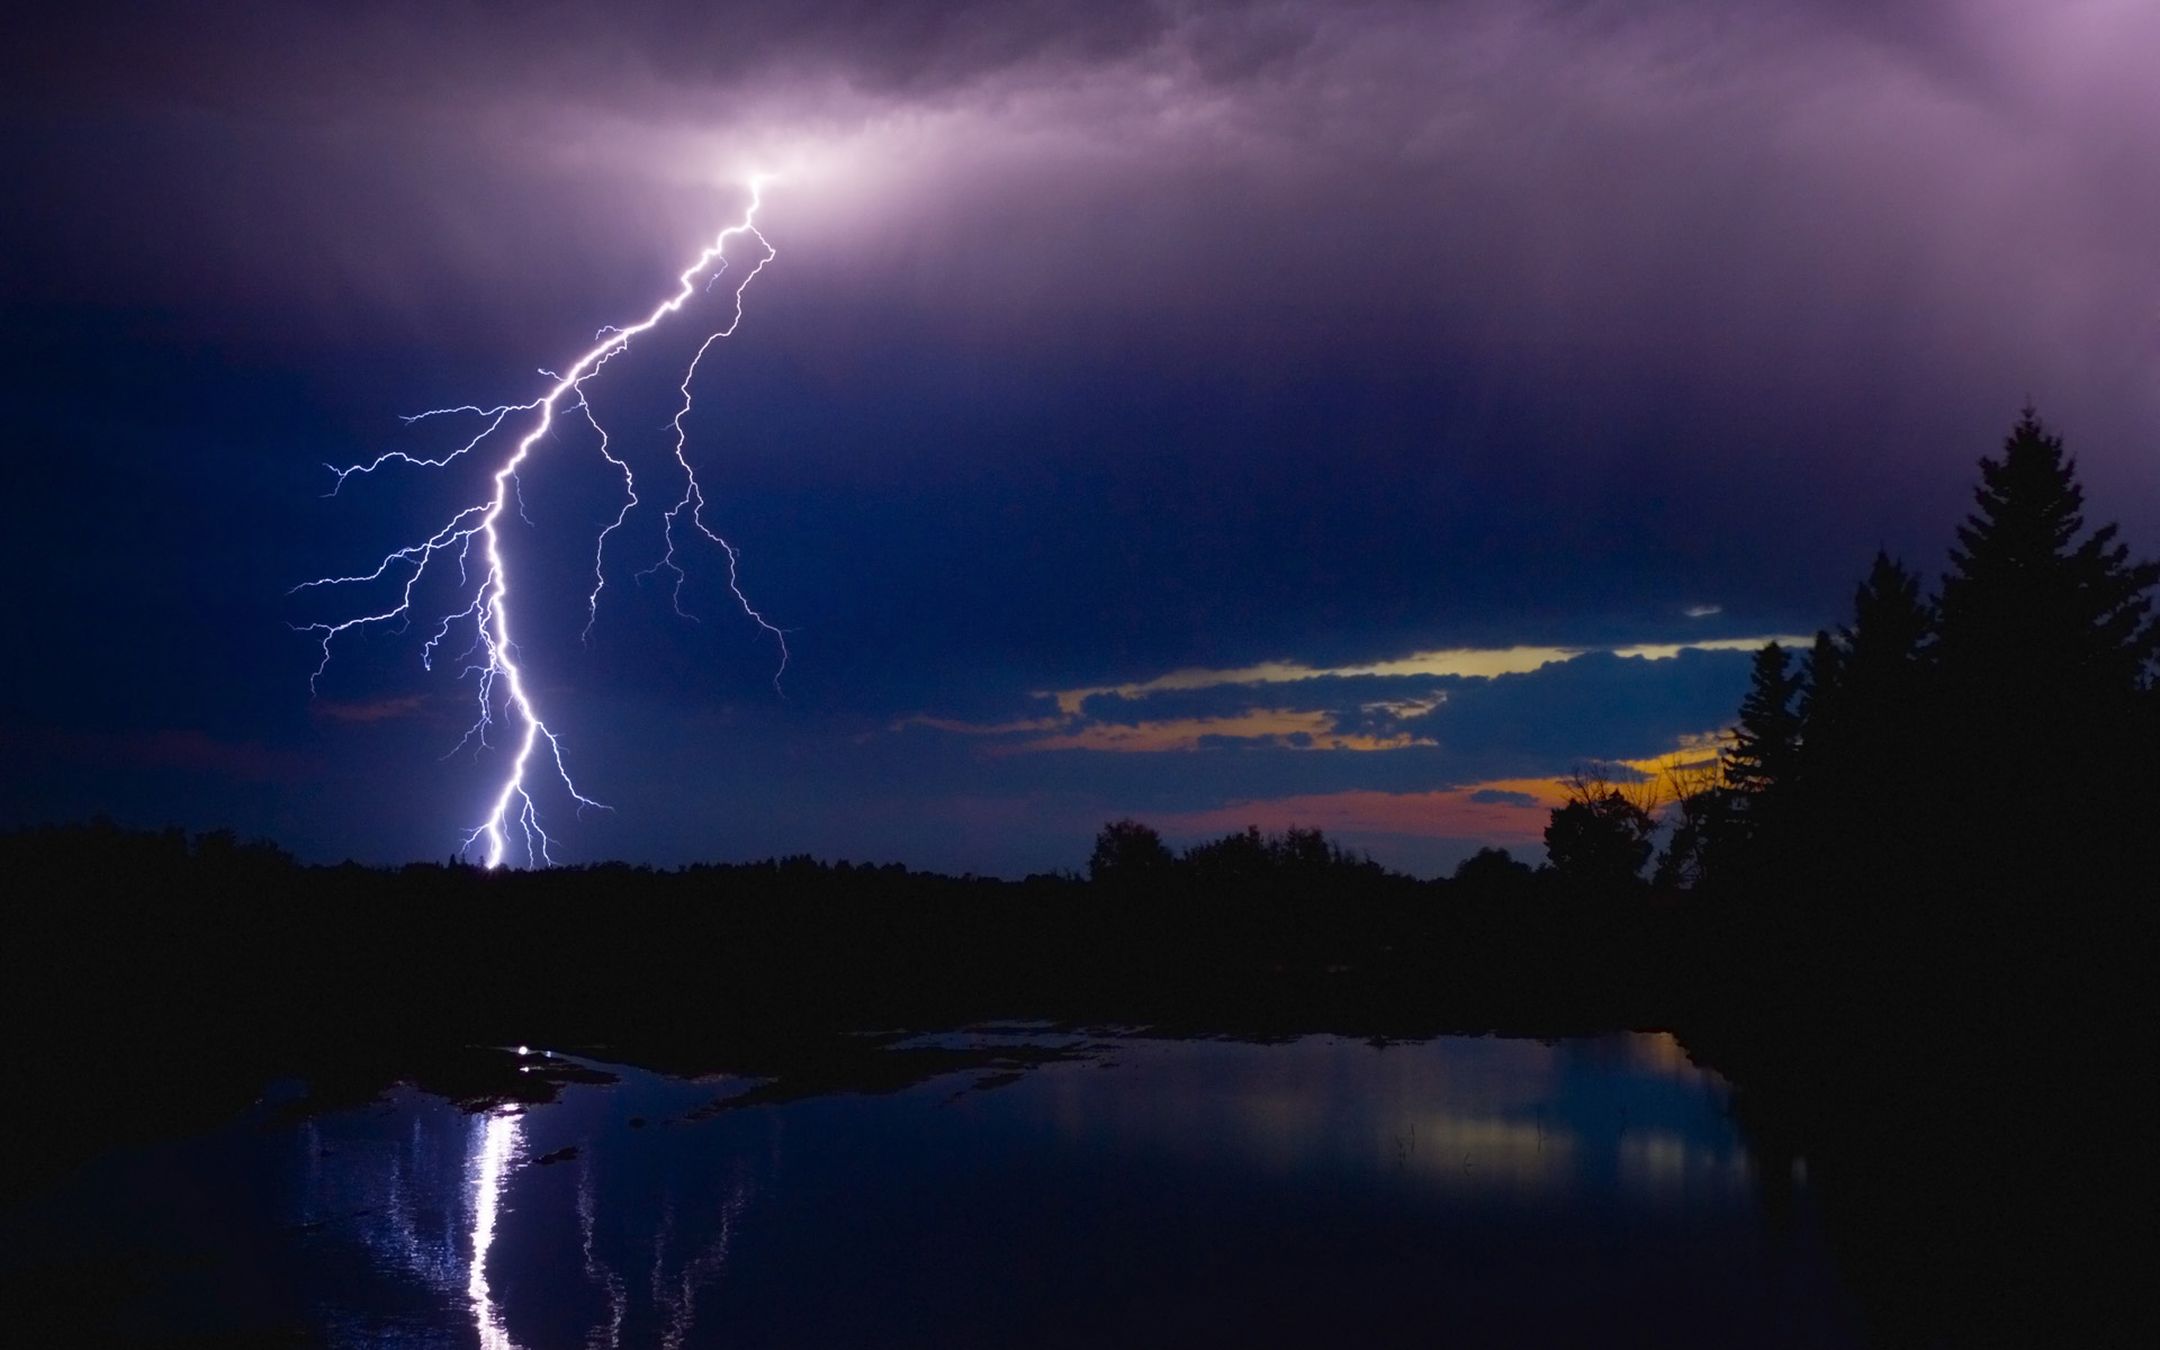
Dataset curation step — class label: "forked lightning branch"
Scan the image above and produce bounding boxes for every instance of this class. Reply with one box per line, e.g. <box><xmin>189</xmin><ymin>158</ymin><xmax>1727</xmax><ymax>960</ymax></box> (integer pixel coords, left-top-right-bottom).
<box><xmin>292</xmin><ymin>179</ymin><xmax>787</xmax><ymax>868</ymax></box>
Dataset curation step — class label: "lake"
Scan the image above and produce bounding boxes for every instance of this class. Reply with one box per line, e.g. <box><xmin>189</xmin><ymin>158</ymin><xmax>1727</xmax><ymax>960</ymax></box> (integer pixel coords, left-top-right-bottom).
<box><xmin>3</xmin><ymin>1030</ymin><xmax>1861</xmax><ymax>1347</ymax></box>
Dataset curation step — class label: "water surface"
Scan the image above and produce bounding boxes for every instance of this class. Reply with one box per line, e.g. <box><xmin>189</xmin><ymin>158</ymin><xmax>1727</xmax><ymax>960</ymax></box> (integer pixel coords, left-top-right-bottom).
<box><xmin>3</xmin><ymin>1031</ymin><xmax>1859</xmax><ymax>1347</ymax></box>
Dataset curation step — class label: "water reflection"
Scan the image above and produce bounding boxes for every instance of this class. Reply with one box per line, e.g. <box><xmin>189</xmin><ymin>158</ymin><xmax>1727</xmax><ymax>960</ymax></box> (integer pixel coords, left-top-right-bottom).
<box><xmin>287</xmin><ymin>1076</ymin><xmax>762</xmax><ymax>1347</ymax></box>
<box><xmin>1396</xmin><ymin>1112</ymin><xmax>1577</xmax><ymax>1189</ymax></box>
<box><xmin>1025</xmin><ymin>1032</ymin><xmax>1750</xmax><ymax>1204</ymax></box>
<box><xmin>467</xmin><ymin>1109</ymin><xmax>523</xmax><ymax>1350</ymax></box>
<box><xmin>576</xmin><ymin>1157</ymin><xmax>626</xmax><ymax>1348</ymax></box>
<box><xmin>2</xmin><ymin>1032</ymin><xmax>1858</xmax><ymax>1347</ymax></box>
<box><xmin>651</xmin><ymin>1174</ymin><xmax>754</xmax><ymax>1350</ymax></box>
<box><xmin>1617</xmin><ymin>1126</ymin><xmax>1753</xmax><ymax>1197</ymax></box>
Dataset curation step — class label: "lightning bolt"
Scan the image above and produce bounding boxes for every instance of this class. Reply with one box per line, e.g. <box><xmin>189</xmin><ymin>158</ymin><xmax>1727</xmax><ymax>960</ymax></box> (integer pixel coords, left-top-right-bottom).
<box><xmin>294</xmin><ymin>178</ymin><xmax>785</xmax><ymax>868</ymax></box>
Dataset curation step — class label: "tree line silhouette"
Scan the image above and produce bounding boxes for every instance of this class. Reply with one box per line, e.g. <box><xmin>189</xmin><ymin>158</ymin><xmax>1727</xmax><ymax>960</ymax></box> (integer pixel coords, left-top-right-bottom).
<box><xmin>1099</xmin><ymin>405</ymin><xmax>2157</xmax><ymax>925</ymax></box>
<box><xmin>1544</xmin><ymin>412</ymin><xmax>2156</xmax><ymax>1054</ymax></box>
<box><xmin>1658</xmin><ymin>409</ymin><xmax>2155</xmax><ymax>907</ymax></box>
<box><xmin>6</xmin><ymin>411</ymin><xmax>2148</xmax><ymax>1063</ymax></box>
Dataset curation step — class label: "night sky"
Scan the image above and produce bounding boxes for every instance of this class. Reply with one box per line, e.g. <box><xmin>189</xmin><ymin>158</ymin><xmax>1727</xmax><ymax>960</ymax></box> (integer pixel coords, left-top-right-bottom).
<box><xmin>6</xmin><ymin>1</ymin><xmax>2157</xmax><ymax>875</ymax></box>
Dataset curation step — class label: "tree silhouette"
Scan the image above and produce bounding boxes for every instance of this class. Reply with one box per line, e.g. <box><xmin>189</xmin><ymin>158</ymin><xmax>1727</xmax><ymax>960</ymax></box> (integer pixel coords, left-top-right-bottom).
<box><xmin>1273</xmin><ymin>825</ymin><xmax>1352</xmax><ymax>872</ymax></box>
<box><xmin>1184</xmin><ymin>825</ymin><xmax>1273</xmax><ymax>886</ymax></box>
<box><xmin>1930</xmin><ymin>410</ymin><xmax>2158</xmax><ymax>884</ymax></box>
<box><xmin>1937</xmin><ymin>410</ymin><xmax>2158</xmax><ymax>698</ymax></box>
<box><xmin>1543</xmin><ymin>770</ymin><xmax>1657</xmax><ymax>892</ymax></box>
<box><xmin>1693</xmin><ymin>642</ymin><xmax>1805</xmax><ymax>884</ymax></box>
<box><xmin>1798</xmin><ymin>629</ymin><xmax>1844</xmax><ymax>739</ymax></box>
<box><xmin>1793</xmin><ymin>552</ymin><xmax>1935</xmax><ymax>889</ymax></box>
<box><xmin>1652</xmin><ymin>765</ymin><xmax>1731</xmax><ymax>891</ymax></box>
<box><xmin>1088</xmin><ymin>819</ymin><xmax>1176</xmax><ymax>884</ymax></box>
<box><xmin>1725</xmin><ymin>643</ymin><xmax>1804</xmax><ymax>799</ymax></box>
<box><xmin>1832</xmin><ymin>553</ymin><xmax>1932</xmax><ymax>715</ymax></box>
<box><xmin>1453</xmin><ymin>845</ymin><xmax>1533</xmax><ymax>889</ymax></box>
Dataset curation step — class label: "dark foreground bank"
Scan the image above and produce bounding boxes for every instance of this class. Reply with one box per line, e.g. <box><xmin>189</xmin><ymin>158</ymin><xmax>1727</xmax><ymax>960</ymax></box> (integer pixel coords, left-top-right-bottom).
<box><xmin>3</xmin><ymin>822</ymin><xmax>2153</xmax><ymax>1348</ymax></box>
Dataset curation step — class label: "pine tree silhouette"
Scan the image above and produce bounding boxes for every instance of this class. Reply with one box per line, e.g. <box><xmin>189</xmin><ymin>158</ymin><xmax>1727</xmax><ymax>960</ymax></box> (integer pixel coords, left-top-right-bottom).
<box><xmin>1793</xmin><ymin>553</ymin><xmax>1936</xmax><ymax>899</ymax></box>
<box><xmin>1804</xmin><ymin>555</ymin><xmax>1932</xmax><ymax>788</ymax></box>
<box><xmin>1938</xmin><ymin>409</ymin><xmax>2157</xmax><ymax>707</ymax></box>
<box><xmin>1726</xmin><ymin>643</ymin><xmax>1804</xmax><ymax>796</ymax></box>
<box><xmin>1930</xmin><ymin>410</ymin><xmax>2158</xmax><ymax>886</ymax></box>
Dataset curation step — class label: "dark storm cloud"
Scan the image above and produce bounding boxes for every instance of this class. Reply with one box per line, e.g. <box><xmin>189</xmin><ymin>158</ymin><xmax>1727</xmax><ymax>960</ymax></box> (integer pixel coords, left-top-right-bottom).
<box><xmin>20</xmin><ymin>0</ymin><xmax>2160</xmax><ymax>357</ymax></box>
<box><xmin>1407</xmin><ymin>649</ymin><xmax>1754</xmax><ymax>763</ymax></box>
<box><xmin>18</xmin><ymin>2</ymin><xmax>1260</xmax><ymax>111</ymax></box>
<box><xmin>17</xmin><ymin>1</ymin><xmax>2159</xmax><ymax>483</ymax></box>
<box><xmin>8</xmin><ymin>0</ymin><xmax>2157</xmax><ymax>872</ymax></box>
<box><xmin>1077</xmin><ymin>673</ymin><xmax>1452</xmax><ymax>728</ymax></box>
<box><xmin>22</xmin><ymin>2</ymin><xmax>2157</xmax><ymax>586</ymax></box>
